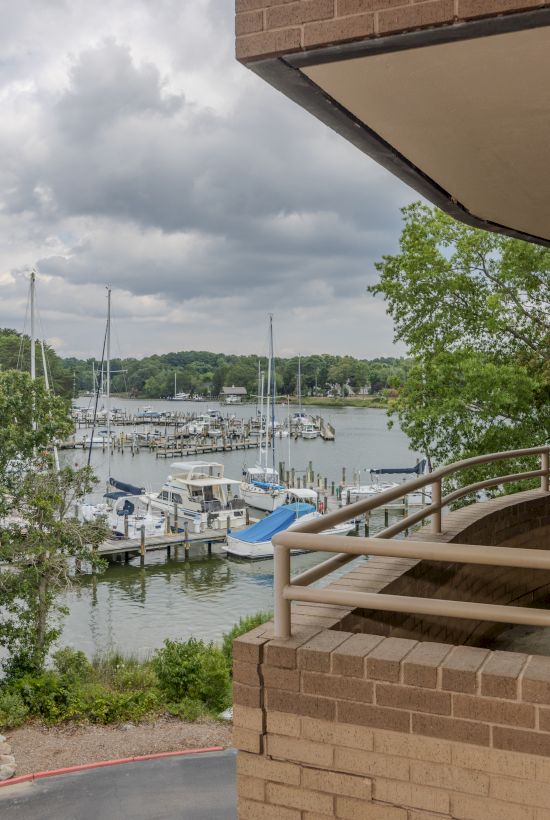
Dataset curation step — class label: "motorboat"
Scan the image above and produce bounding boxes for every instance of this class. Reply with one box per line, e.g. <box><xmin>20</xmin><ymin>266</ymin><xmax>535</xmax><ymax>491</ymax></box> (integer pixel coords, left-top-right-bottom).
<box><xmin>225</xmin><ymin>491</ymin><xmax>354</xmax><ymax>559</ymax></box>
<box><xmin>301</xmin><ymin>422</ymin><xmax>319</xmax><ymax>440</ymax></box>
<box><xmin>240</xmin><ymin>466</ymin><xmax>287</xmax><ymax>513</ymax></box>
<box><xmin>144</xmin><ymin>461</ymin><xmax>247</xmax><ymax>533</ymax></box>
<box><xmin>342</xmin><ymin>461</ymin><xmax>431</xmax><ymax>507</ymax></box>
<box><xmin>80</xmin><ymin>479</ymin><xmax>165</xmax><ymax>540</ymax></box>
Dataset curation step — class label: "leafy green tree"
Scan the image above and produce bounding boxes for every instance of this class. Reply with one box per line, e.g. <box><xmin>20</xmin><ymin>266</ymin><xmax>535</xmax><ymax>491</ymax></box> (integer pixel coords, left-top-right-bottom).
<box><xmin>370</xmin><ymin>203</ymin><xmax>549</xmax><ymax>484</ymax></box>
<box><xmin>0</xmin><ymin>369</ymin><xmax>107</xmax><ymax>677</ymax></box>
<box><xmin>0</xmin><ymin>466</ymin><xmax>107</xmax><ymax>677</ymax></box>
<box><xmin>0</xmin><ymin>329</ymin><xmax>72</xmax><ymax>396</ymax></box>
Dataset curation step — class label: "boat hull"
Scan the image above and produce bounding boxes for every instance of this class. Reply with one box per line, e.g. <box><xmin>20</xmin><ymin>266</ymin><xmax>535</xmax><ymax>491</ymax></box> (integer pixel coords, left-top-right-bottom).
<box><xmin>225</xmin><ymin>517</ymin><xmax>355</xmax><ymax>560</ymax></box>
<box><xmin>241</xmin><ymin>485</ymin><xmax>287</xmax><ymax>513</ymax></box>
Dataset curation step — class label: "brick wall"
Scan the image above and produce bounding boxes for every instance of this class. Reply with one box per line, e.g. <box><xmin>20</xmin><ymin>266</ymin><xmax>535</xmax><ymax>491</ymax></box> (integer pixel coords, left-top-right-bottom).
<box><xmin>236</xmin><ymin>0</ymin><xmax>550</xmax><ymax>62</ymax></box>
<box><xmin>234</xmin><ymin>623</ymin><xmax>550</xmax><ymax>818</ymax></box>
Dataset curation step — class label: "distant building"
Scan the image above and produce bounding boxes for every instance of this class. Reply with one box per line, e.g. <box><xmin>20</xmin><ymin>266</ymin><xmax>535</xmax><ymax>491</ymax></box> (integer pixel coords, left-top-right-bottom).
<box><xmin>221</xmin><ymin>385</ymin><xmax>247</xmax><ymax>404</ymax></box>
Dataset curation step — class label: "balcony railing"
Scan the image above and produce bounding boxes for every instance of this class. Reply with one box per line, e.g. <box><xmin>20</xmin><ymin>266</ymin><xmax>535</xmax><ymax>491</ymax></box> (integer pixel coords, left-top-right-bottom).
<box><xmin>272</xmin><ymin>446</ymin><xmax>550</xmax><ymax>639</ymax></box>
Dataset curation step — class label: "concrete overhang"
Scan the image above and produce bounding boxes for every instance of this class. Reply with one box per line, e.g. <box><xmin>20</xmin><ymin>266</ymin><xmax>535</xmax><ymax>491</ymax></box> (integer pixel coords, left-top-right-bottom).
<box><xmin>238</xmin><ymin>7</ymin><xmax>550</xmax><ymax>246</ymax></box>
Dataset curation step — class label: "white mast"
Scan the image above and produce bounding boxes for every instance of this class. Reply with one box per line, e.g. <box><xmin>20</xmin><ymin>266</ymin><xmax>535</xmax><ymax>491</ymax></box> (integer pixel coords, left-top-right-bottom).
<box><xmin>106</xmin><ymin>286</ymin><xmax>112</xmax><ymax>483</ymax></box>
<box><xmin>41</xmin><ymin>338</ymin><xmax>60</xmax><ymax>472</ymax></box>
<box><xmin>174</xmin><ymin>371</ymin><xmax>177</xmax><ymax>399</ymax></box>
<box><xmin>258</xmin><ymin>372</ymin><xmax>265</xmax><ymax>467</ymax></box>
<box><xmin>30</xmin><ymin>271</ymin><xmax>36</xmax><ymax>382</ymax></box>
<box><xmin>297</xmin><ymin>354</ymin><xmax>302</xmax><ymax>415</ymax></box>
<box><xmin>266</xmin><ymin>331</ymin><xmax>272</xmax><ymax>473</ymax></box>
<box><xmin>269</xmin><ymin>314</ymin><xmax>276</xmax><ymax>476</ymax></box>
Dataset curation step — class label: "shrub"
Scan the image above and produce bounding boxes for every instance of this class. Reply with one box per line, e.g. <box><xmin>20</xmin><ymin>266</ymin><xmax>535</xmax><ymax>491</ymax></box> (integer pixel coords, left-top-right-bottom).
<box><xmin>0</xmin><ymin>689</ymin><xmax>28</xmax><ymax>730</ymax></box>
<box><xmin>53</xmin><ymin>648</ymin><xmax>92</xmax><ymax>681</ymax></box>
<box><xmin>222</xmin><ymin>611</ymin><xmax>271</xmax><ymax>670</ymax></box>
<box><xmin>165</xmin><ymin>698</ymin><xmax>206</xmax><ymax>722</ymax></box>
<box><xmin>152</xmin><ymin>638</ymin><xmax>230</xmax><ymax>713</ymax></box>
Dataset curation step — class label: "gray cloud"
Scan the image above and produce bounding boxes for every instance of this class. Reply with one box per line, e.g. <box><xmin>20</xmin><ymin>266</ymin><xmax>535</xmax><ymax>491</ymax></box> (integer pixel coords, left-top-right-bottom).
<box><xmin>0</xmin><ymin>1</ymin><xmax>413</xmax><ymax>359</ymax></box>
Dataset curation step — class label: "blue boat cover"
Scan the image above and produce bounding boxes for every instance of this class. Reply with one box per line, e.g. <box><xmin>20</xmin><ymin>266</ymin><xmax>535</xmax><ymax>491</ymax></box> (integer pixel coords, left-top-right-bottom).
<box><xmin>252</xmin><ymin>480</ymin><xmax>286</xmax><ymax>491</ymax></box>
<box><xmin>233</xmin><ymin>502</ymin><xmax>315</xmax><ymax>544</ymax></box>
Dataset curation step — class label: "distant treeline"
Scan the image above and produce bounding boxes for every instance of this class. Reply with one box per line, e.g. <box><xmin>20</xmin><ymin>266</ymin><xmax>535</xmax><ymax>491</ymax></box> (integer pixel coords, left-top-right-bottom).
<box><xmin>0</xmin><ymin>328</ymin><xmax>409</xmax><ymax>399</ymax></box>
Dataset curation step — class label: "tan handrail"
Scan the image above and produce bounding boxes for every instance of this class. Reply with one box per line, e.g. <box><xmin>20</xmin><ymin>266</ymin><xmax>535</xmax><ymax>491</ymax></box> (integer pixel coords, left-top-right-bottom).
<box><xmin>272</xmin><ymin>445</ymin><xmax>550</xmax><ymax>638</ymax></box>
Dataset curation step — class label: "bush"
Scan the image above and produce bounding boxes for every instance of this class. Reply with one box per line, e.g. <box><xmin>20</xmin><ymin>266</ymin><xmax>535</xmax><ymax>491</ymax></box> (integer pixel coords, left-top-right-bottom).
<box><xmin>53</xmin><ymin>648</ymin><xmax>92</xmax><ymax>681</ymax></box>
<box><xmin>0</xmin><ymin>689</ymin><xmax>28</xmax><ymax>730</ymax></box>
<box><xmin>152</xmin><ymin>638</ymin><xmax>230</xmax><ymax>713</ymax></box>
<box><xmin>165</xmin><ymin>698</ymin><xmax>206</xmax><ymax>722</ymax></box>
<box><xmin>222</xmin><ymin>611</ymin><xmax>271</xmax><ymax>670</ymax></box>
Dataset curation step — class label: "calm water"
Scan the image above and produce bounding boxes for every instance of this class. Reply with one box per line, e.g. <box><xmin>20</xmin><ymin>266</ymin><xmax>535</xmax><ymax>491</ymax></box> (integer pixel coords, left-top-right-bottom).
<box><xmin>58</xmin><ymin>401</ymin><xmax>420</xmax><ymax>658</ymax></box>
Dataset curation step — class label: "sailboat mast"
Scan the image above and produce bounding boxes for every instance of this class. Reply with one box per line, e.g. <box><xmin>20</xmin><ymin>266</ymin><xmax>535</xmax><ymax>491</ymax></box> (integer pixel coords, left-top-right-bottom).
<box><xmin>41</xmin><ymin>338</ymin><xmax>61</xmax><ymax>472</ymax></box>
<box><xmin>30</xmin><ymin>271</ymin><xmax>36</xmax><ymax>382</ymax></box>
<box><xmin>106</xmin><ymin>286</ymin><xmax>112</xmax><ymax>482</ymax></box>
<box><xmin>174</xmin><ymin>371</ymin><xmax>177</xmax><ymax>399</ymax></box>
<box><xmin>258</xmin><ymin>372</ymin><xmax>265</xmax><ymax>466</ymax></box>
<box><xmin>269</xmin><ymin>314</ymin><xmax>276</xmax><ymax>475</ymax></box>
<box><xmin>297</xmin><ymin>354</ymin><xmax>302</xmax><ymax>414</ymax></box>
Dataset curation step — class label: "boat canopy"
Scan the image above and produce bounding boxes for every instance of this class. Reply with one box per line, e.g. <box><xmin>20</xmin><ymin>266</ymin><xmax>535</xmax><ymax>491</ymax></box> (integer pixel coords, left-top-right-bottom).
<box><xmin>232</xmin><ymin>502</ymin><xmax>315</xmax><ymax>544</ymax></box>
<box><xmin>108</xmin><ymin>477</ymin><xmax>145</xmax><ymax>495</ymax></box>
<box><xmin>370</xmin><ymin>459</ymin><xmax>427</xmax><ymax>476</ymax></box>
<box><xmin>170</xmin><ymin>461</ymin><xmax>224</xmax><ymax>478</ymax></box>
<box><xmin>287</xmin><ymin>488</ymin><xmax>318</xmax><ymax>502</ymax></box>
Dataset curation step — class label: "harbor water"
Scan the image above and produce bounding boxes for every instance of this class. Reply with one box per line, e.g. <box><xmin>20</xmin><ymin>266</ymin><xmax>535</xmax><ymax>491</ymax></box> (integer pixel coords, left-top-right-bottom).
<box><xmin>59</xmin><ymin>400</ymin><xmax>421</xmax><ymax>658</ymax></box>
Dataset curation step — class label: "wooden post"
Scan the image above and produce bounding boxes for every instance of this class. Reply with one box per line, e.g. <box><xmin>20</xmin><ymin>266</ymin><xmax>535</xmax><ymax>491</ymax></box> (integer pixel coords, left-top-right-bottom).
<box><xmin>164</xmin><ymin>511</ymin><xmax>170</xmax><ymax>534</ymax></box>
<box><xmin>246</xmin><ymin>506</ymin><xmax>250</xmax><ymax>526</ymax></box>
<box><xmin>124</xmin><ymin>514</ymin><xmax>129</xmax><ymax>539</ymax></box>
<box><xmin>173</xmin><ymin>501</ymin><xmax>178</xmax><ymax>531</ymax></box>
<box><xmin>324</xmin><ymin>476</ymin><xmax>328</xmax><ymax>491</ymax></box>
<box><xmin>291</xmin><ymin>467</ymin><xmax>295</xmax><ymax>486</ymax></box>
<box><xmin>184</xmin><ymin>522</ymin><xmax>190</xmax><ymax>560</ymax></box>
<box><xmin>324</xmin><ymin>495</ymin><xmax>328</xmax><ymax>514</ymax></box>
<box><xmin>384</xmin><ymin>507</ymin><xmax>389</xmax><ymax>527</ymax></box>
<box><xmin>342</xmin><ymin>467</ymin><xmax>346</xmax><ymax>484</ymax></box>
<box><xmin>365</xmin><ymin>512</ymin><xmax>370</xmax><ymax>537</ymax></box>
<box><xmin>346</xmin><ymin>489</ymin><xmax>351</xmax><ymax>506</ymax></box>
<box><xmin>140</xmin><ymin>525</ymin><xmax>145</xmax><ymax>565</ymax></box>
<box><xmin>297</xmin><ymin>476</ymin><xmax>301</xmax><ymax>489</ymax></box>
<box><xmin>331</xmin><ymin>480</ymin><xmax>335</xmax><ymax>496</ymax></box>
<box><xmin>279</xmin><ymin>461</ymin><xmax>285</xmax><ymax>482</ymax></box>
<box><xmin>208</xmin><ymin>541</ymin><xmax>212</xmax><ymax>555</ymax></box>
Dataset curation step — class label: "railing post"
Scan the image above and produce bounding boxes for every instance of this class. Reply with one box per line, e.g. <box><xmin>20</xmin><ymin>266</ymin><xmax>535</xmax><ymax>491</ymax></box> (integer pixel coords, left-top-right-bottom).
<box><xmin>274</xmin><ymin>544</ymin><xmax>291</xmax><ymax>639</ymax></box>
<box><xmin>542</xmin><ymin>452</ymin><xmax>549</xmax><ymax>492</ymax></box>
<box><xmin>432</xmin><ymin>478</ymin><xmax>442</xmax><ymax>534</ymax></box>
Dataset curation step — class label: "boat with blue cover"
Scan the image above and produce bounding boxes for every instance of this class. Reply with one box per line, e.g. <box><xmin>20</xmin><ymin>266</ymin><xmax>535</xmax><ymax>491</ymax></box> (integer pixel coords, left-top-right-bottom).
<box><xmin>225</xmin><ymin>497</ymin><xmax>355</xmax><ymax>559</ymax></box>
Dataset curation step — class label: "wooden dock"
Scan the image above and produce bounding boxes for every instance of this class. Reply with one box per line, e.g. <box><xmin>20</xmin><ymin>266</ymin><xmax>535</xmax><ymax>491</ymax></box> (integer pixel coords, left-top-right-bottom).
<box><xmin>98</xmin><ymin>529</ymin><xmax>227</xmax><ymax>560</ymax></box>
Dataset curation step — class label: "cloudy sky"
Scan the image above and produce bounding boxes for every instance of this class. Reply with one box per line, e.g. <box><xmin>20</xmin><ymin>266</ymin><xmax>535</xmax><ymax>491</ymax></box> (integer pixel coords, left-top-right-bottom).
<box><xmin>0</xmin><ymin>0</ymin><xmax>415</xmax><ymax>360</ymax></box>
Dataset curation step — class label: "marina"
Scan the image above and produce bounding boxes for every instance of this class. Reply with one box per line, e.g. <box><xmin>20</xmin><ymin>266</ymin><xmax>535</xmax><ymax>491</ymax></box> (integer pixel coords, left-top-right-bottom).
<box><xmin>55</xmin><ymin>401</ymin><xmax>424</xmax><ymax>657</ymax></box>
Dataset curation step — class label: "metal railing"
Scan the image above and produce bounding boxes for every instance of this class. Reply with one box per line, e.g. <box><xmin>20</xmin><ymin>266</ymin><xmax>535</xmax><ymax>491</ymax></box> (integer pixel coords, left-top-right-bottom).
<box><xmin>272</xmin><ymin>446</ymin><xmax>550</xmax><ymax>638</ymax></box>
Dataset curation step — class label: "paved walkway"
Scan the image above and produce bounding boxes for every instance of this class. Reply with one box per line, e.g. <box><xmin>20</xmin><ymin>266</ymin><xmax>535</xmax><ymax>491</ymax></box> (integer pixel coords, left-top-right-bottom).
<box><xmin>0</xmin><ymin>750</ymin><xmax>237</xmax><ymax>820</ymax></box>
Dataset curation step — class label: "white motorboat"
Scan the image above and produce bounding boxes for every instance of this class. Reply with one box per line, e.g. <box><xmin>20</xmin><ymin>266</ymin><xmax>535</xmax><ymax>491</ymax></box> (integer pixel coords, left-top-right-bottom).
<box><xmin>301</xmin><ymin>422</ymin><xmax>319</xmax><ymax>440</ymax></box>
<box><xmin>144</xmin><ymin>461</ymin><xmax>247</xmax><ymax>533</ymax></box>
<box><xmin>225</xmin><ymin>491</ymin><xmax>355</xmax><ymax>559</ymax></box>
<box><xmin>241</xmin><ymin>466</ymin><xmax>287</xmax><ymax>513</ymax></box>
<box><xmin>342</xmin><ymin>462</ymin><xmax>431</xmax><ymax>507</ymax></box>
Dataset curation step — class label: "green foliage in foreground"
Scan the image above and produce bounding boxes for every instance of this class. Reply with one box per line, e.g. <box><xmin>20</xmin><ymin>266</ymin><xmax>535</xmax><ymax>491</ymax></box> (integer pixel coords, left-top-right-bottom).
<box><xmin>0</xmin><ymin>612</ymin><xmax>272</xmax><ymax>730</ymax></box>
<box><xmin>370</xmin><ymin>203</ymin><xmax>550</xmax><ymax>493</ymax></box>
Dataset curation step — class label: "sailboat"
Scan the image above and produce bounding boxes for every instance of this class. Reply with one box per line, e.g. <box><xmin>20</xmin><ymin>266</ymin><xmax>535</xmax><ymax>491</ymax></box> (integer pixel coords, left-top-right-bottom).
<box><xmin>240</xmin><ymin>316</ymin><xmax>287</xmax><ymax>513</ymax></box>
<box><xmin>81</xmin><ymin>288</ymin><xmax>164</xmax><ymax>540</ymax></box>
<box><xmin>172</xmin><ymin>372</ymin><xmax>189</xmax><ymax>400</ymax></box>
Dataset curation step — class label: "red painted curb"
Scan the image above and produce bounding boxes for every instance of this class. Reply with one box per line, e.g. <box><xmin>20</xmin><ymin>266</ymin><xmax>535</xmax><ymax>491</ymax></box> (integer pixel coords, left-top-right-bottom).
<box><xmin>0</xmin><ymin>746</ymin><xmax>225</xmax><ymax>789</ymax></box>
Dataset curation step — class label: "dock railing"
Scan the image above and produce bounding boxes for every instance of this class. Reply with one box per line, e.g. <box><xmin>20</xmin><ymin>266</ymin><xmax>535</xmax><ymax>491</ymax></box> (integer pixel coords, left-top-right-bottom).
<box><xmin>272</xmin><ymin>445</ymin><xmax>550</xmax><ymax>639</ymax></box>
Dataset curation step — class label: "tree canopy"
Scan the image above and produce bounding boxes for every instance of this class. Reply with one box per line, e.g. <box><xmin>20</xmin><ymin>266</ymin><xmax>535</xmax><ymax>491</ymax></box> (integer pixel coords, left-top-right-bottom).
<box><xmin>371</xmin><ymin>203</ymin><xmax>550</xmax><ymax>484</ymax></box>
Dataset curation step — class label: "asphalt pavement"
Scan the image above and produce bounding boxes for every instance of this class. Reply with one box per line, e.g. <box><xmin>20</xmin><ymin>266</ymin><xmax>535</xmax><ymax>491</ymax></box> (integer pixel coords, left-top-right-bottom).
<box><xmin>0</xmin><ymin>750</ymin><xmax>237</xmax><ymax>820</ymax></box>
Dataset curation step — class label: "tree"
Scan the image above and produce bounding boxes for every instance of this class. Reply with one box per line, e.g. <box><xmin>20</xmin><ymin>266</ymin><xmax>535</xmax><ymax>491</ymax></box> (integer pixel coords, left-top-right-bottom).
<box><xmin>0</xmin><ymin>465</ymin><xmax>108</xmax><ymax>676</ymax></box>
<box><xmin>0</xmin><ymin>371</ymin><xmax>73</xmax><ymax>501</ymax></box>
<box><xmin>0</xmin><ymin>370</ymin><xmax>108</xmax><ymax>677</ymax></box>
<box><xmin>370</xmin><ymin>203</ymin><xmax>550</xmax><ymax>485</ymax></box>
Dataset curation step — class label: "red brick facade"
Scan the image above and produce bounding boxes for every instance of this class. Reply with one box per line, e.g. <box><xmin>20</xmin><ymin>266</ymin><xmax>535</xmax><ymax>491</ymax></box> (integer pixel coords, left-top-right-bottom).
<box><xmin>236</xmin><ymin>0</ymin><xmax>550</xmax><ymax>61</ymax></box>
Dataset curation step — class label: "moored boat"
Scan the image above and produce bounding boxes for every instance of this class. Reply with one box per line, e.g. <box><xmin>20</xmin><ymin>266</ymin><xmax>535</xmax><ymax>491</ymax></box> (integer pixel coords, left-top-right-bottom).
<box><xmin>144</xmin><ymin>461</ymin><xmax>247</xmax><ymax>533</ymax></box>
